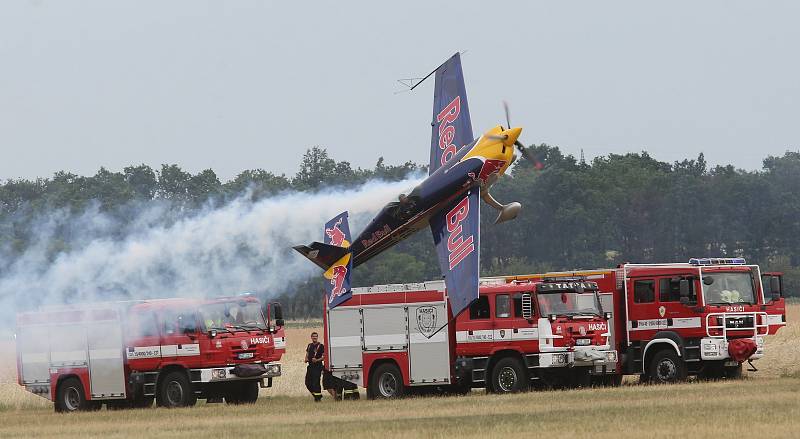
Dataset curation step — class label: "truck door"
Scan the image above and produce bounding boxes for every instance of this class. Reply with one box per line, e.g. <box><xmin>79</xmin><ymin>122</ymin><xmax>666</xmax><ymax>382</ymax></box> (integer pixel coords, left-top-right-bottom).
<box><xmin>159</xmin><ymin>309</ymin><xmax>201</xmax><ymax>366</ymax></box>
<box><xmin>657</xmin><ymin>277</ymin><xmax>701</xmax><ymax>335</ymax></box>
<box><xmin>761</xmin><ymin>272</ymin><xmax>786</xmax><ymax>334</ymax></box>
<box><xmin>626</xmin><ymin>278</ymin><xmax>661</xmax><ymax>339</ymax></box>
<box><xmin>500</xmin><ymin>293</ymin><xmax>538</xmax><ymax>347</ymax></box>
<box><xmin>456</xmin><ymin>294</ymin><xmax>493</xmax><ymax>355</ymax></box>
<box><xmin>125</xmin><ymin>308</ymin><xmax>162</xmax><ymax>369</ymax></box>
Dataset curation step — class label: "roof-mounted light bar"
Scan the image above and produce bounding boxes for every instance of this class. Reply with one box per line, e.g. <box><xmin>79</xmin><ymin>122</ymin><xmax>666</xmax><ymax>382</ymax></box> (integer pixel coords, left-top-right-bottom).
<box><xmin>541</xmin><ymin>275</ymin><xmax>588</xmax><ymax>283</ymax></box>
<box><xmin>689</xmin><ymin>257</ymin><xmax>747</xmax><ymax>266</ymax></box>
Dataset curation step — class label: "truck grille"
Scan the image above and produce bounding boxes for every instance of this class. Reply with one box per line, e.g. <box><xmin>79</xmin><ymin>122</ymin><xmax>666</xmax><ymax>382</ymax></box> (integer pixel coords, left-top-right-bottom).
<box><xmin>725</xmin><ymin>316</ymin><xmax>754</xmax><ymax>329</ymax></box>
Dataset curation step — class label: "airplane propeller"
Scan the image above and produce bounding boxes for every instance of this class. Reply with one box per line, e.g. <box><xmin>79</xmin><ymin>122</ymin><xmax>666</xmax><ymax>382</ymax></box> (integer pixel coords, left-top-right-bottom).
<box><xmin>487</xmin><ymin>101</ymin><xmax>543</xmax><ymax>169</ymax></box>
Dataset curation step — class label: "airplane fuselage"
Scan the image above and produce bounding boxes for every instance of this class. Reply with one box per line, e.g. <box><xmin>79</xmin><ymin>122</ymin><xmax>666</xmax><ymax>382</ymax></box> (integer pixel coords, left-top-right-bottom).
<box><xmin>350</xmin><ymin>126</ymin><xmax>519</xmax><ymax>266</ymax></box>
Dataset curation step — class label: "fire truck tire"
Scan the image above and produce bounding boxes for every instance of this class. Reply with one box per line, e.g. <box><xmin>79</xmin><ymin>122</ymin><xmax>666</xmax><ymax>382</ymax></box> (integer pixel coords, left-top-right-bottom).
<box><xmin>647</xmin><ymin>350</ymin><xmax>687</xmax><ymax>384</ymax></box>
<box><xmin>225</xmin><ymin>381</ymin><xmax>259</xmax><ymax>404</ymax></box>
<box><xmin>368</xmin><ymin>363</ymin><xmax>405</xmax><ymax>399</ymax></box>
<box><xmin>156</xmin><ymin>371</ymin><xmax>197</xmax><ymax>408</ymax></box>
<box><xmin>55</xmin><ymin>378</ymin><xmax>92</xmax><ymax>413</ymax></box>
<box><xmin>490</xmin><ymin>357</ymin><xmax>527</xmax><ymax>393</ymax></box>
<box><xmin>724</xmin><ymin>364</ymin><xmax>743</xmax><ymax>379</ymax></box>
<box><xmin>607</xmin><ymin>374</ymin><xmax>623</xmax><ymax>386</ymax></box>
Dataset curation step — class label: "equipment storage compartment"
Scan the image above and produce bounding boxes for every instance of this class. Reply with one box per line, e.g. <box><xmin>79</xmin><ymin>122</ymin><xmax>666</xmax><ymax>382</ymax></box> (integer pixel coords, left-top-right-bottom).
<box><xmin>86</xmin><ymin>309</ymin><xmax>126</xmax><ymax>399</ymax></box>
<box><xmin>328</xmin><ymin>307</ymin><xmax>363</xmax><ymax>369</ymax></box>
<box><xmin>407</xmin><ymin>302</ymin><xmax>451</xmax><ymax>385</ymax></box>
<box><xmin>362</xmin><ymin>306</ymin><xmax>407</xmax><ymax>351</ymax></box>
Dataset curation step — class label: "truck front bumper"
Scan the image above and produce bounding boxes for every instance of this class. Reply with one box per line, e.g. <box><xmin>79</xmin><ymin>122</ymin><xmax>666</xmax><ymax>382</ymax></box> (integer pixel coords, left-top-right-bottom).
<box><xmin>700</xmin><ymin>337</ymin><xmax>764</xmax><ymax>361</ymax></box>
<box><xmin>193</xmin><ymin>362</ymin><xmax>282</xmax><ymax>383</ymax></box>
<box><xmin>573</xmin><ymin>347</ymin><xmax>618</xmax><ymax>373</ymax></box>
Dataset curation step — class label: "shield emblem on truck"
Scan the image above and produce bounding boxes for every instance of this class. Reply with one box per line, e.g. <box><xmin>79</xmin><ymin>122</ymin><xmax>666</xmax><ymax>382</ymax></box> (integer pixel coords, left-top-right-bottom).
<box><xmin>416</xmin><ymin>306</ymin><xmax>437</xmax><ymax>338</ymax></box>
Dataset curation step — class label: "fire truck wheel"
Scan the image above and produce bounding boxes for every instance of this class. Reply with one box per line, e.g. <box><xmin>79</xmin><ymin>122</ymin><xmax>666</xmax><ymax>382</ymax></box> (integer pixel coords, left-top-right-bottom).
<box><xmin>647</xmin><ymin>350</ymin><xmax>687</xmax><ymax>384</ymax></box>
<box><xmin>225</xmin><ymin>381</ymin><xmax>259</xmax><ymax>404</ymax></box>
<box><xmin>55</xmin><ymin>378</ymin><xmax>91</xmax><ymax>412</ymax></box>
<box><xmin>157</xmin><ymin>371</ymin><xmax>197</xmax><ymax>408</ymax></box>
<box><xmin>724</xmin><ymin>364</ymin><xmax>743</xmax><ymax>379</ymax></box>
<box><xmin>490</xmin><ymin>357</ymin><xmax>527</xmax><ymax>393</ymax></box>
<box><xmin>368</xmin><ymin>363</ymin><xmax>404</xmax><ymax>399</ymax></box>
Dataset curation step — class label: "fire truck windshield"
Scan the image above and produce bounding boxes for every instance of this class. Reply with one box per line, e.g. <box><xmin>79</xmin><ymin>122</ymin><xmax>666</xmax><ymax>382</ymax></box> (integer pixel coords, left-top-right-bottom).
<box><xmin>537</xmin><ymin>291</ymin><xmax>602</xmax><ymax>317</ymax></box>
<box><xmin>701</xmin><ymin>272</ymin><xmax>756</xmax><ymax>305</ymax></box>
<box><xmin>200</xmin><ymin>301</ymin><xmax>267</xmax><ymax>331</ymax></box>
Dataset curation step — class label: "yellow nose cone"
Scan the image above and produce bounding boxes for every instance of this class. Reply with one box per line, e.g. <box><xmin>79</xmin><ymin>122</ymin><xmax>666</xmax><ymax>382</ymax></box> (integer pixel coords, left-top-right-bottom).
<box><xmin>503</xmin><ymin>127</ymin><xmax>522</xmax><ymax>147</ymax></box>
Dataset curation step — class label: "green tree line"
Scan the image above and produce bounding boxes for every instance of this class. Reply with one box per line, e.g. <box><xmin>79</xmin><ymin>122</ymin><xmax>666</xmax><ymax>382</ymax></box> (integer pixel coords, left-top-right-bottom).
<box><xmin>1</xmin><ymin>146</ymin><xmax>798</xmax><ymax>318</ymax></box>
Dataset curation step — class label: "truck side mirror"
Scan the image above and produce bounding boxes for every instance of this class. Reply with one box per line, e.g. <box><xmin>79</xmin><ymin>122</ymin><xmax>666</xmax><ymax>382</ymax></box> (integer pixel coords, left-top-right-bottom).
<box><xmin>679</xmin><ymin>279</ymin><xmax>690</xmax><ymax>305</ymax></box>
<box><xmin>679</xmin><ymin>279</ymin><xmax>690</xmax><ymax>297</ymax></box>
<box><xmin>770</xmin><ymin>277</ymin><xmax>780</xmax><ymax>298</ymax></box>
<box><xmin>273</xmin><ymin>302</ymin><xmax>284</xmax><ymax>327</ymax></box>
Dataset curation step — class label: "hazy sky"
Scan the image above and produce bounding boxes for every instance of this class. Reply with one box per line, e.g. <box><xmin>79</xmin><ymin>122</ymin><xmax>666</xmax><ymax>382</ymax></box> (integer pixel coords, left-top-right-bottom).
<box><xmin>1</xmin><ymin>1</ymin><xmax>798</xmax><ymax>181</ymax></box>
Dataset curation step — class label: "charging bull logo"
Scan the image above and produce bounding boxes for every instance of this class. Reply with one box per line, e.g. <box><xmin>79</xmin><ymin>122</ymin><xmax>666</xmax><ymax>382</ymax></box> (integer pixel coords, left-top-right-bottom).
<box><xmin>417</xmin><ymin>306</ymin><xmax>438</xmax><ymax>338</ymax></box>
<box><xmin>325</xmin><ymin>218</ymin><xmax>347</xmax><ymax>247</ymax></box>
<box><xmin>328</xmin><ymin>264</ymin><xmax>348</xmax><ymax>304</ymax></box>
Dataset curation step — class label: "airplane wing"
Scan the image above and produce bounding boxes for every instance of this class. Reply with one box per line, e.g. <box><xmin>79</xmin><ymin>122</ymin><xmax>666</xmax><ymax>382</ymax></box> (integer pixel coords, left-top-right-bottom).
<box><xmin>430</xmin><ymin>190</ymin><xmax>480</xmax><ymax>317</ymax></box>
<box><xmin>429</xmin><ymin>52</ymin><xmax>474</xmax><ymax>175</ymax></box>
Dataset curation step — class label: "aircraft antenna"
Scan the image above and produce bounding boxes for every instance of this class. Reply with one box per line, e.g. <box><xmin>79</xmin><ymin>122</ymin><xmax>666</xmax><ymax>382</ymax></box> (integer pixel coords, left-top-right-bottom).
<box><xmin>394</xmin><ymin>50</ymin><xmax>469</xmax><ymax>94</ymax></box>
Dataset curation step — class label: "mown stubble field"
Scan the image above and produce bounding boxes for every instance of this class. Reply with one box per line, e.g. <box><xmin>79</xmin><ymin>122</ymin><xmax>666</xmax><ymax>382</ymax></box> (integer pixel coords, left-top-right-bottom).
<box><xmin>1</xmin><ymin>305</ymin><xmax>798</xmax><ymax>438</ymax></box>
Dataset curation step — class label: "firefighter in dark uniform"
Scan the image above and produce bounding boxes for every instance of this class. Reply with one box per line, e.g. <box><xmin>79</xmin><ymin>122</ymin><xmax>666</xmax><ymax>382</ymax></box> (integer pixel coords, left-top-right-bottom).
<box><xmin>304</xmin><ymin>331</ymin><xmax>324</xmax><ymax>401</ymax></box>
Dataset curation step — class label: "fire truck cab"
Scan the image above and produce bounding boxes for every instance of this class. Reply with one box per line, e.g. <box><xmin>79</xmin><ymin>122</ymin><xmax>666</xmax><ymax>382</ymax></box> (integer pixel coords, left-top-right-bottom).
<box><xmin>16</xmin><ymin>295</ymin><xmax>286</xmax><ymax>412</ymax></box>
<box><xmin>455</xmin><ymin>278</ymin><xmax>617</xmax><ymax>391</ymax></box>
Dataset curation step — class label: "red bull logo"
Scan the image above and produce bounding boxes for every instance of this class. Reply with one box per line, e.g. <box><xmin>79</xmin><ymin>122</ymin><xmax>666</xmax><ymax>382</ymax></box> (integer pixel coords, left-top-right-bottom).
<box><xmin>329</xmin><ymin>264</ymin><xmax>348</xmax><ymax>303</ymax></box>
<box><xmin>325</xmin><ymin>218</ymin><xmax>347</xmax><ymax>247</ymax></box>
<box><xmin>437</xmin><ymin>96</ymin><xmax>461</xmax><ymax>166</ymax></box>
<box><xmin>446</xmin><ymin>196</ymin><xmax>474</xmax><ymax>270</ymax></box>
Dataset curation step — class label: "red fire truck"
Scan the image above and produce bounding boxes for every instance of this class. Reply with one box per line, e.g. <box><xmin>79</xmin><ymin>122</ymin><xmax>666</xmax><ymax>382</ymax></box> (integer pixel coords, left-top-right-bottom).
<box><xmin>16</xmin><ymin>295</ymin><xmax>286</xmax><ymax>412</ymax></box>
<box><xmin>503</xmin><ymin>258</ymin><xmax>787</xmax><ymax>384</ymax></box>
<box><xmin>323</xmin><ymin>277</ymin><xmax>616</xmax><ymax>398</ymax></box>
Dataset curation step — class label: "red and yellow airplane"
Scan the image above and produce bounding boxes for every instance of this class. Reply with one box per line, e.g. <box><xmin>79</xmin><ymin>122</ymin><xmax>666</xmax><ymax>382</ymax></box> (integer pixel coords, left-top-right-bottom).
<box><xmin>294</xmin><ymin>53</ymin><xmax>536</xmax><ymax>315</ymax></box>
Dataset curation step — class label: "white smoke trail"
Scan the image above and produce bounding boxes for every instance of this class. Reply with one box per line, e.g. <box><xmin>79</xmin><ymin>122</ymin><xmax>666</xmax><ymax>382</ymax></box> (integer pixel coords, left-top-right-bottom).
<box><xmin>0</xmin><ymin>176</ymin><xmax>423</xmax><ymax>327</ymax></box>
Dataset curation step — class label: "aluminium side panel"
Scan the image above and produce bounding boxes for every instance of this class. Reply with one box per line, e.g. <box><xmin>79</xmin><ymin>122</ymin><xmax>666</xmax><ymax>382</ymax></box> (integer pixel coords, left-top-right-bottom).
<box><xmin>407</xmin><ymin>301</ymin><xmax>451</xmax><ymax>385</ymax></box>
<box><xmin>17</xmin><ymin>323</ymin><xmax>52</xmax><ymax>385</ymax></box>
<box><xmin>87</xmin><ymin>312</ymin><xmax>126</xmax><ymax>398</ymax></box>
<box><xmin>362</xmin><ymin>306</ymin><xmax>407</xmax><ymax>351</ymax></box>
<box><xmin>327</xmin><ymin>307</ymin><xmax>363</xmax><ymax>369</ymax></box>
<box><xmin>49</xmin><ymin>324</ymin><xmax>88</xmax><ymax>368</ymax></box>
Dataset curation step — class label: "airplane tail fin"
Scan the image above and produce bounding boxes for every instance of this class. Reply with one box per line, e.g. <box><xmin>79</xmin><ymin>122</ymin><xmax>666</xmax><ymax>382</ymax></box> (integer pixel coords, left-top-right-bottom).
<box><xmin>292</xmin><ymin>211</ymin><xmax>354</xmax><ymax>308</ymax></box>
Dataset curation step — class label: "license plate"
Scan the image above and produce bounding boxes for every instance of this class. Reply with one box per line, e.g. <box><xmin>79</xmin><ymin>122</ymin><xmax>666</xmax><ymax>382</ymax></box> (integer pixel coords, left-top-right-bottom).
<box><xmin>576</xmin><ymin>338</ymin><xmax>591</xmax><ymax>346</ymax></box>
<box><xmin>238</xmin><ymin>352</ymin><xmax>254</xmax><ymax>360</ymax></box>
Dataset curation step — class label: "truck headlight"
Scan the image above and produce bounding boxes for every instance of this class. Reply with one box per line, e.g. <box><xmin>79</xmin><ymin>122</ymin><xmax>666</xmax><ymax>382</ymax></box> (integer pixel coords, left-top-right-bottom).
<box><xmin>264</xmin><ymin>364</ymin><xmax>281</xmax><ymax>376</ymax></box>
<box><xmin>211</xmin><ymin>368</ymin><xmax>227</xmax><ymax>380</ymax></box>
<box><xmin>605</xmin><ymin>351</ymin><xmax>617</xmax><ymax>362</ymax></box>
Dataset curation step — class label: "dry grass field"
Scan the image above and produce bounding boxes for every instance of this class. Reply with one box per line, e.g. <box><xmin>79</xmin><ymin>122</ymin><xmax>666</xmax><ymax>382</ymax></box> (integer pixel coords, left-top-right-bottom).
<box><xmin>1</xmin><ymin>305</ymin><xmax>798</xmax><ymax>438</ymax></box>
